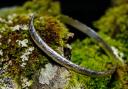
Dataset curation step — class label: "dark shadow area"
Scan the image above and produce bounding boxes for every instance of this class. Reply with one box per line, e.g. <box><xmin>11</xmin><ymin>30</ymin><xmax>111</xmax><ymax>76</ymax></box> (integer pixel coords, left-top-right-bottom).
<box><xmin>60</xmin><ymin>0</ymin><xmax>110</xmax><ymax>25</ymax></box>
<box><xmin>0</xmin><ymin>0</ymin><xmax>28</xmax><ymax>8</ymax></box>
<box><xmin>60</xmin><ymin>0</ymin><xmax>111</xmax><ymax>39</ymax></box>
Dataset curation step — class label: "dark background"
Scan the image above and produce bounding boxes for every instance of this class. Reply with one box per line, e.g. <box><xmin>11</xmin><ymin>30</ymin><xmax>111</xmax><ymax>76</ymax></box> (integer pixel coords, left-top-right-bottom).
<box><xmin>60</xmin><ymin>0</ymin><xmax>111</xmax><ymax>39</ymax></box>
<box><xmin>0</xmin><ymin>0</ymin><xmax>27</xmax><ymax>7</ymax></box>
<box><xmin>0</xmin><ymin>0</ymin><xmax>111</xmax><ymax>39</ymax></box>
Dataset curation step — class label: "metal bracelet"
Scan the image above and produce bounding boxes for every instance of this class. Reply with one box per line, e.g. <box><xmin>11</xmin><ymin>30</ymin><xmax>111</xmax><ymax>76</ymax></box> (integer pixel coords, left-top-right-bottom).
<box><xmin>29</xmin><ymin>15</ymin><xmax>118</xmax><ymax>77</ymax></box>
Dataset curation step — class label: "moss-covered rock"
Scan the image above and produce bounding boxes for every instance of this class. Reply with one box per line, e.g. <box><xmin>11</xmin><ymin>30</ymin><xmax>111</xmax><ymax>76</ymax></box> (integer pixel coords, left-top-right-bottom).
<box><xmin>0</xmin><ymin>0</ymin><xmax>70</xmax><ymax>88</ymax></box>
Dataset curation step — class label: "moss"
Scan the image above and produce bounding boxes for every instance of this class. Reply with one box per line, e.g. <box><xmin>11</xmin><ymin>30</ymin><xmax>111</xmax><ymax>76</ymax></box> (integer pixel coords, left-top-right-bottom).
<box><xmin>65</xmin><ymin>36</ymin><xmax>113</xmax><ymax>89</ymax></box>
<box><xmin>34</xmin><ymin>15</ymin><xmax>68</xmax><ymax>49</ymax></box>
<box><xmin>71</xmin><ymin>38</ymin><xmax>115</xmax><ymax>71</ymax></box>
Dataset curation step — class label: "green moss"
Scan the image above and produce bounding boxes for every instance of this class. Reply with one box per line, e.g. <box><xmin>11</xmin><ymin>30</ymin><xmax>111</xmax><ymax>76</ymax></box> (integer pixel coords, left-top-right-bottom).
<box><xmin>65</xmin><ymin>35</ymin><xmax>113</xmax><ymax>89</ymax></box>
<box><xmin>71</xmin><ymin>38</ymin><xmax>115</xmax><ymax>71</ymax></box>
<box><xmin>34</xmin><ymin>15</ymin><xmax>68</xmax><ymax>49</ymax></box>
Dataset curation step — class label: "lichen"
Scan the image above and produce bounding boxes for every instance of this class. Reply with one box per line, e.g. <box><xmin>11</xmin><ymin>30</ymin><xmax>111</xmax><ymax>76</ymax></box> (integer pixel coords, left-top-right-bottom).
<box><xmin>39</xmin><ymin>63</ymin><xmax>58</xmax><ymax>85</ymax></box>
<box><xmin>39</xmin><ymin>63</ymin><xmax>70</xmax><ymax>89</ymax></box>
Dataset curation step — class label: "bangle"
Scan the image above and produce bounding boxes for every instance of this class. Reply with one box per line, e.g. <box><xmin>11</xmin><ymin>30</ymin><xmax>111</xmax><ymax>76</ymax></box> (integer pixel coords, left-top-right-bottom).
<box><xmin>29</xmin><ymin>15</ymin><xmax>118</xmax><ymax>77</ymax></box>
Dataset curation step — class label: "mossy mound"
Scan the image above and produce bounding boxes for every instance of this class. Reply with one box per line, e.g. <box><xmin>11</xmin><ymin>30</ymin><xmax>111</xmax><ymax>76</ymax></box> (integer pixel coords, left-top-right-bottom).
<box><xmin>0</xmin><ymin>0</ymin><xmax>69</xmax><ymax>88</ymax></box>
<box><xmin>0</xmin><ymin>14</ymin><xmax>69</xmax><ymax>88</ymax></box>
<box><xmin>67</xmin><ymin>3</ymin><xmax>128</xmax><ymax>89</ymax></box>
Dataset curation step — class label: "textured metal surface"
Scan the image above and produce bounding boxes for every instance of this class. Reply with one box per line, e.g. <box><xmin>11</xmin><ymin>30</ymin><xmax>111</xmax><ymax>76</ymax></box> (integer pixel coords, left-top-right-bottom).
<box><xmin>29</xmin><ymin>15</ymin><xmax>117</xmax><ymax>77</ymax></box>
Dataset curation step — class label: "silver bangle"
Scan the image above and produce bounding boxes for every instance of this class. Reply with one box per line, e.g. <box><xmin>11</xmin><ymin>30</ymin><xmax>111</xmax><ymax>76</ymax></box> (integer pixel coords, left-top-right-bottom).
<box><xmin>29</xmin><ymin>15</ymin><xmax>118</xmax><ymax>77</ymax></box>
